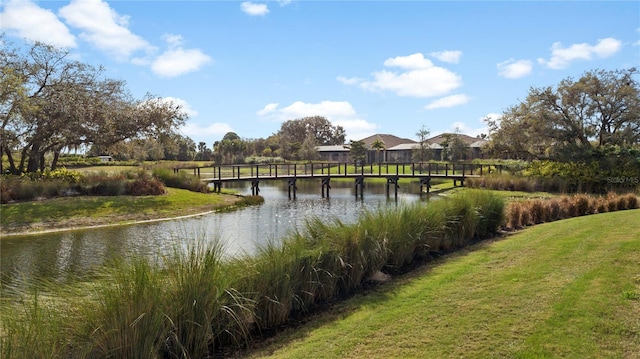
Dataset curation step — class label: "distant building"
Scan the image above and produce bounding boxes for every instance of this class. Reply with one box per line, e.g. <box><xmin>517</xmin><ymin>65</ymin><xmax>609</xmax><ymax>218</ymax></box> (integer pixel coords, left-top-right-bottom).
<box><xmin>98</xmin><ymin>155</ymin><xmax>113</xmax><ymax>162</ymax></box>
<box><xmin>426</xmin><ymin>133</ymin><xmax>488</xmax><ymax>160</ymax></box>
<box><xmin>316</xmin><ymin>145</ymin><xmax>350</xmax><ymax>162</ymax></box>
<box><xmin>316</xmin><ymin>133</ymin><xmax>487</xmax><ymax>163</ymax></box>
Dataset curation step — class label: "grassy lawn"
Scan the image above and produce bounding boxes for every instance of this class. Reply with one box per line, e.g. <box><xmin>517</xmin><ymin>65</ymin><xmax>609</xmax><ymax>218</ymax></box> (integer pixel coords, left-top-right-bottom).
<box><xmin>0</xmin><ymin>188</ymin><xmax>243</xmax><ymax>235</ymax></box>
<box><xmin>237</xmin><ymin>209</ymin><xmax>640</xmax><ymax>359</ymax></box>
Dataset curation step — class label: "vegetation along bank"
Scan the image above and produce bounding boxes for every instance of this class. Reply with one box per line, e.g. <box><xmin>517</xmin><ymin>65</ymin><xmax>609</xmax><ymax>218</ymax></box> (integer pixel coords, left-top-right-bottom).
<box><xmin>2</xmin><ymin>190</ymin><xmax>638</xmax><ymax>358</ymax></box>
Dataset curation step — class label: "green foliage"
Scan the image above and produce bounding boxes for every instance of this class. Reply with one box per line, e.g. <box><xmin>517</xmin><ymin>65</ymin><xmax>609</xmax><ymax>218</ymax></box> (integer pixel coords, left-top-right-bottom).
<box><xmin>244</xmin><ymin>155</ymin><xmax>284</xmax><ymax>164</ymax></box>
<box><xmin>348</xmin><ymin>140</ymin><xmax>367</xmax><ymax>164</ymax></box>
<box><xmin>0</xmin><ymin>191</ymin><xmax>507</xmax><ymax>358</ymax></box>
<box><xmin>2</xmin><ymin>40</ymin><xmax>187</xmax><ymax>174</ymax></box>
<box><xmin>486</xmin><ymin>68</ymin><xmax>640</xmax><ymax>161</ymax></box>
<box><xmin>125</xmin><ymin>177</ymin><xmax>166</xmax><ymax>196</ymax></box>
<box><xmin>151</xmin><ymin>167</ymin><xmax>210</xmax><ymax>193</ymax></box>
<box><xmin>21</xmin><ymin>167</ymin><xmax>84</xmax><ymax>183</ymax></box>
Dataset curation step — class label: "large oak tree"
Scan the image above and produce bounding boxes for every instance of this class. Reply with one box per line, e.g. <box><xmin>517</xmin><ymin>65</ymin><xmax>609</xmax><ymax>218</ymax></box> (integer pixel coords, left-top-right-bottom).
<box><xmin>486</xmin><ymin>68</ymin><xmax>640</xmax><ymax>161</ymax></box>
<box><xmin>277</xmin><ymin>116</ymin><xmax>345</xmax><ymax>160</ymax></box>
<box><xmin>1</xmin><ymin>39</ymin><xmax>187</xmax><ymax>173</ymax></box>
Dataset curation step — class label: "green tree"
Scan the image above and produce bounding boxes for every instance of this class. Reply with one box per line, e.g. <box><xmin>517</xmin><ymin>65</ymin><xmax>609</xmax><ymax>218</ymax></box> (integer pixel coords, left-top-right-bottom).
<box><xmin>348</xmin><ymin>140</ymin><xmax>367</xmax><ymax>164</ymax></box>
<box><xmin>486</xmin><ymin>68</ymin><xmax>640</xmax><ymax>161</ymax></box>
<box><xmin>175</xmin><ymin>135</ymin><xmax>196</xmax><ymax>161</ymax></box>
<box><xmin>371</xmin><ymin>138</ymin><xmax>386</xmax><ymax>163</ymax></box>
<box><xmin>412</xmin><ymin>125</ymin><xmax>431</xmax><ymax>162</ymax></box>
<box><xmin>277</xmin><ymin>116</ymin><xmax>346</xmax><ymax>160</ymax></box>
<box><xmin>299</xmin><ymin>133</ymin><xmax>319</xmax><ymax>161</ymax></box>
<box><xmin>214</xmin><ymin>132</ymin><xmax>246</xmax><ymax>163</ymax></box>
<box><xmin>441</xmin><ymin>130</ymin><xmax>470</xmax><ymax>162</ymax></box>
<box><xmin>196</xmin><ymin>141</ymin><xmax>213</xmax><ymax>161</ymax></box>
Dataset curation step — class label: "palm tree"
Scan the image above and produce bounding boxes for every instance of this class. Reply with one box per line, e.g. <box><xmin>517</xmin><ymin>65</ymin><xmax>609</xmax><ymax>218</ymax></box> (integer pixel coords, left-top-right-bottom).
<box><xmin>371</xmin><ymin>138</ymin><xmax>386</xmax><ymax>163</ymax></box>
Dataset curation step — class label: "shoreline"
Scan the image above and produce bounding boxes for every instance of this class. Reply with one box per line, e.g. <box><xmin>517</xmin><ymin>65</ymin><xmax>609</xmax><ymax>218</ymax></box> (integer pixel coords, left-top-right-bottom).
<box><xmin>0</xmin><ymin>208</ymin><xmax>222</xmax><ymax>238</ymax></box>
<box><xmin>0</xmin><ymin>192</ymin><xmax>257</xmax><ymax>238</ymax></box>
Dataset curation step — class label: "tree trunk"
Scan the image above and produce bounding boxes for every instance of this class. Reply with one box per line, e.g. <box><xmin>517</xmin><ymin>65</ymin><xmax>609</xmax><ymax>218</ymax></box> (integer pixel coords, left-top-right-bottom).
<box><xmin>26</xmin><ymin>143</ymin><xmax>42</xmax><ymax>173</ymax></box>
<box><xmin>3</xmin><ymin>145</ymin><xmax>18</xmax><ymax>174</ymax></box>
<box><xmin>39</xmin><ymin>152</ymin><xmax>46</xmax><ymax>172</ymax></box>
<box><xmin>50</xmin><ymin>147</ymin><xmax>62</xmax><ymax>170</ymax></box>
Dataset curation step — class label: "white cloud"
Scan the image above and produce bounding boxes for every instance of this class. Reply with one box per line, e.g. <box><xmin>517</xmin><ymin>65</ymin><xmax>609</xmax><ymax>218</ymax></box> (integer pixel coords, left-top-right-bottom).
<box><xmin>163</xmin><ymin>34</ymin><xmax>184</xmax><ymax>48</ymax></box>
<box><xmin>448</xmin><ymin>121</ymin><xmax>487</xmax><ymax>138</ymax></box>
<box><xmin>151</xmin><ymin>49</ymin><xmax>212</xmax><ymax>77</ymax></box>
<box><xmin>383</xmin><ymin>53</ymin><xmax>434</xmax><ymax>69</ymax></box>
<box><xmin>429</xmin><ymin>50</ymin><xmax>462</xmax><ymax>64</ymax></box>
<box><xmin>241</xmin><ymin>2</ymin><xmax>269</xmax><ymax>16</ymax></box>
<box><xmin>497</xmin><ymin>59</ymin><xmax>533</xmax><ymax>79</ymax></box>
<box><xmin>357</xmin><ymin>53</ymin><xmax>462</xmax><ymax>98</ymax></box>
<box><xmin>0</xmin><ymin>0</ymin><xmax>76</xmax><ymax>47</ymax></box>
<box><xmin>58</xmin><ymin>0</ymin><xmax>151</xmax><ymax>59</ymax></box>
<box><xmin>256</xmin><ymin>100</ymin><xmax>377</xmax><ymax>140</ymax></box>
<box><xmin>336</xmin><ymin>76</ymin><xmax>362</xmax><ymax>85</ymax></box>
<box><xmin>424</xmin><ymin>94</ymin><xmax>470</xmax><ymax>110</ymax></box>
<box><xmin>151</xmin><ymin>34</ymin><xmax>213</xmax><ymax>77</ymax></box>
<box><xmin>482</xmin><ymin>112</ymin><xmax>503</xmax><ymax>136</ymax></box>
<box><xmin>181</xmin><ymin>122</ymin><xmax>235</xmax><ymax>140</ymax></box>
<box><xmin>537</xmin><ymin>37</ymin><xmax>622</xmax><ymax>70</ymax></box>
<box><xmin>257</xmin><ymin>103</ymin><xmax>279</xmax><ymax>116</ymax></box>
<box><xmin>483</xmin><ymin>112</ymin><xmax>502</xmax><ymax>123</ymax></box>
<box><xmin>277</xmin><ymin>0</ymin><xmax>292</xmax><ymax>6</ymax></box>
<box><xmin>161</xmin><ymin>97</ymin><xmax>198</xmax><ymax>117</ymax></box>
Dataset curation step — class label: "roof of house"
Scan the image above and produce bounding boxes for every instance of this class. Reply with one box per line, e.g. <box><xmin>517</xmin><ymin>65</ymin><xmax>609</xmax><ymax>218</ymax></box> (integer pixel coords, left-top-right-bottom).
<box><xmin>318</xmin><ymin>133</ymin><xmax>486</xmax><ymax>152</ymax></box>
<box><xmin>358</xmin><ymin>134</ymin><xmax>416</xmax><ymax>149</ymax></box>
<box><xmin>316</xmin><ymin>145</ymin><xmax>350</xmax><ymax>152</ymax></box>
<box><xmin>469</xmin><ymin>140</ymin><xmax>488</xmax><ymax>148</ymax></box>
<box><xmin>387</xmin><ymin>143</ymin><xmax>418</xmax><ymax>151</ymax></box>
<box><xmin>426</xmin><ymin>133</ymin><xmax>485</xmax><ymax>146</ymax></box>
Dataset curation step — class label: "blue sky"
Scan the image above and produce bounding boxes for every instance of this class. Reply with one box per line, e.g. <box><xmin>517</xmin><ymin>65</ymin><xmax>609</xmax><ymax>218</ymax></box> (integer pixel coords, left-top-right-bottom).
<box><xmin>2</xmin><ymin>0</ymin><xmax>639</xmax><ymax>146</ymax></box>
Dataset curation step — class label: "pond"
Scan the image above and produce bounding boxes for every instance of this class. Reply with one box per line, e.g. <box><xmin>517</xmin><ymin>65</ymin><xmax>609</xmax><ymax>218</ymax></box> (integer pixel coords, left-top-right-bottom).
<box><xmin>1</xmin><ymin>178</ymin><xmax>433</xmax><ymax>290</ymax></box>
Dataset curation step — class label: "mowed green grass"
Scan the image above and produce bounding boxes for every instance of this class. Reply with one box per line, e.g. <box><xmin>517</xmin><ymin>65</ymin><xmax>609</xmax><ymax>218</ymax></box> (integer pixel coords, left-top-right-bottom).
<box><xmin>0</xmin><ymin>188</ymin><xmax>240</xmax><ymax>234</ymax></box>
<box><xmin>240</xmin><ymin>209</ymin><xmax>640</xmax><ymax>359</ymax></box>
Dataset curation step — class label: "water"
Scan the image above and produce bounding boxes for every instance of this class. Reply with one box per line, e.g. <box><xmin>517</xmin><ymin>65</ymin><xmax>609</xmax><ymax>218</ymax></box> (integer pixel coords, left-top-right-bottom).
<box><xmin>1</xmin><ymin>179</ymin><xmax>429</xmax><ymax>289</ymax></box>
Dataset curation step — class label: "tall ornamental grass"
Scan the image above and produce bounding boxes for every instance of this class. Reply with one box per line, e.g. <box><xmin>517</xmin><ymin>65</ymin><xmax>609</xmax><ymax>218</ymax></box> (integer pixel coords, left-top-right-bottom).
<box><xmin>1</xmin><ymin>190</ymin><xmax>506</xmax><ymax>358</ymax></box>
<box><xmin>504</xmin><ymin>192</ymin><xmax>639</xmax><ymax>230</ymax></box>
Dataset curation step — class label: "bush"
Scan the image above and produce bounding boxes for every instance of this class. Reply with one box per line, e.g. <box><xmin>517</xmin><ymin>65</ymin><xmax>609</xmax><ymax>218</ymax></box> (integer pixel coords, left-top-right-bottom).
<box><xmin>626</xmin><ymin>194</ymin><xmax>639</xmax><ymax>209</ymax></box>
<box><xmin>152</xmin><ymin>167</ymin><xmax>210</xmax><ymax>193</ymax></box>
<box><xmin>125</xmin><ymin>177</ymin><xmax>165</xmax><ymax>196</ymax></box>
<box><xmin>503</xmin><ymin>192</ymin><xmax>639</xmax><ymax>231</ymax></box>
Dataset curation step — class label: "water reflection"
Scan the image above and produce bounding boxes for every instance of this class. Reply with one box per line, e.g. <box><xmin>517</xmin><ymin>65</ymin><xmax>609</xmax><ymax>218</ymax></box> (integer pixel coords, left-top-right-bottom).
<box><xmin>1</xmin><ymin>179</ymin><xmax>429</xmax><ymax>288</ymax></box>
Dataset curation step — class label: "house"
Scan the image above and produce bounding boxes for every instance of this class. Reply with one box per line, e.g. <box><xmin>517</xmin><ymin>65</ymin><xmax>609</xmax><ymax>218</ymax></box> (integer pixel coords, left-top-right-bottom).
<box><xmin>316</xmin><ymin>145</ymin><xmax>350</xmax><ymax>162</ymax></box>
<box><xmin>358</xmin><ymin>134</ymin><xmax>417</xmax><ymax>163</ymax></box>
<box><xmin>98</xmin><ymin>155</ymin><xmax>113</xmax><ymax>163</ymax></box>
<box><xmin>316</xmin><ymin>133</ymin><xmax>487</xmax><ymax>163</ymax></box>
<box><xmin>426</xmin><ymin>133</ymin><xmax>488</xmax><ymax>160</ymax></box>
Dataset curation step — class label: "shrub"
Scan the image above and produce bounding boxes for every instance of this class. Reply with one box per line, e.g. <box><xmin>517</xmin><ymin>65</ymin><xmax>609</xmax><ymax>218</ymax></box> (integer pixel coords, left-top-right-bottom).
<box><xmin>85</xmin><ymin>178</ymin><xmax>127</xmax><ymax>196</ymax></box>
<box><xmin>506</xmin><ymin>203</ymin><xmax>522</xmax><ymax>229</ymax></box>
<box><xmin>617</xmin><ymin>195</ymin><xmax>628</xmax><ymax>210</ymax></box>
<box><xmin>596</xmin><ymin>198</ymin><xmax>608</xmax><ymax>213</ymax></box>
<box><xmin>607</xmin><ymin>195</ymin><xmax>618</xmax><ymax>211</ymax></box>
<box><xmin>548</xmin><ymin>200</ymin><xmax>561</xmax><ymax>221</ymax></box>
<box><xmin>573</xmin><ymin>194</ymin><xmax>591</xmax><ymax>216</ymax></box>
<box><xmin>529</xmin><ymin>200</ymin><xmax>545</xmax><ymax>224</ymax></box>
<box><xmin>520</xmin><ymin>205</ymin><xmax>532</xmax><ymax>227</ymax></box>
<box><xmin>125</xmin><ymin>177</ymin><xmax>165</xmax><ymax>196</ymax></box>
<box><xmin>626</xmin><ymin>194</ymin><xmax>639</xmax><ymax>209</ymax></box>
<box><xmin>152</xmin><ymin>167</ymin><xmax>210</xmax><ymax>193</ymax></box>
